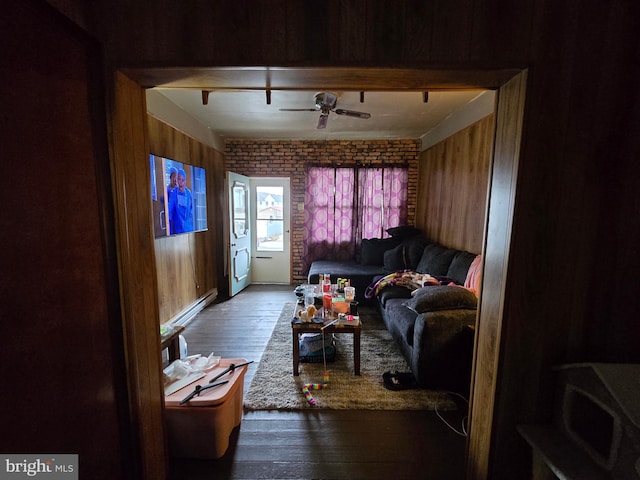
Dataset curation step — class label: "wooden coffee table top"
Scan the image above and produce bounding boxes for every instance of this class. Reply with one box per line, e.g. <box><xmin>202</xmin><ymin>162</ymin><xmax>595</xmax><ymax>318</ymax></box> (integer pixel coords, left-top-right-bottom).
<box><xmin>291</xmin><ymin>315</ymin><xmax>361</xmax><ymax>331</ymax></box>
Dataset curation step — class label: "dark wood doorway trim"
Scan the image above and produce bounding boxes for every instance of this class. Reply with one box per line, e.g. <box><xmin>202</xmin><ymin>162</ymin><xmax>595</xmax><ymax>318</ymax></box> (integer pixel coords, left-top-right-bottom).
<box><xmin>110</xmin><ymin>66</ymin><xmax>527</xmax><ymax>480</ymax></box>
<box><xmin>466</xmin><ymin>70</ymin><xmax>528</xmax><ymax>480</ymax></box>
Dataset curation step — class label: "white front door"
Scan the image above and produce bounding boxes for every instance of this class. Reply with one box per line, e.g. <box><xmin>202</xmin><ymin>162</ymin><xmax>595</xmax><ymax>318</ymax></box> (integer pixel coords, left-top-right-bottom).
<box><xmin>250</xmin><ymin>177</ymin><xmax>291</xmax><ymax>284</ymax></box>
<box><xmin>227</xmin><ymin>171</ymin><xmax>252</xmax><ymax>296</ymax></box>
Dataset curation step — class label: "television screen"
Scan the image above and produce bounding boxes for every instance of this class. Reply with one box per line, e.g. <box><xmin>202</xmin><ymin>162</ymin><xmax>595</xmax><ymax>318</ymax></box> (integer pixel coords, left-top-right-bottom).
<box><xmin>150</xmin><ymin>154</ymin><xmax>207</xmax><ymax>237</ymax></box>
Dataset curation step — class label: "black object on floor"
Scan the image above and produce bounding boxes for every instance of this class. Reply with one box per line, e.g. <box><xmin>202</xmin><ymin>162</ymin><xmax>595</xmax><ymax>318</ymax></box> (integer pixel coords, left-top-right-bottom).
<box><xmin>383</xmin><ymin>371</ymin><xmax>417</xmax><ymax>391</ymax></box>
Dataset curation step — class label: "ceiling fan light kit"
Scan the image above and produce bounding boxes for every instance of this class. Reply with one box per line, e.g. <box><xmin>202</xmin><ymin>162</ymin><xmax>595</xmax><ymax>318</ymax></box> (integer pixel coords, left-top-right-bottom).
<box><xmin>280</xmin><ymin>91</ymin><xmax>372</xmax><ymax>129</ymax></box>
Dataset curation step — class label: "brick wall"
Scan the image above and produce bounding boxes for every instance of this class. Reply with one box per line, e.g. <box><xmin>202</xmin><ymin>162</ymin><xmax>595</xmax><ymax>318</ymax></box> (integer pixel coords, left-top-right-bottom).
<box><xmin>224</xmin><ymin>138</ymin><xmax>420</xmax><ymax>284</ymax></box>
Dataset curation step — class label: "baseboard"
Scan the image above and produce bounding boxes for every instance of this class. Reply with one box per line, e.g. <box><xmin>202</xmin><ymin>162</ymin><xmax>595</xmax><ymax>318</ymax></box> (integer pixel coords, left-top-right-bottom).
<box><xmin>169</xmin><ymin>288</ymin><xmax>218</xmax><ymax>327</ymax></box>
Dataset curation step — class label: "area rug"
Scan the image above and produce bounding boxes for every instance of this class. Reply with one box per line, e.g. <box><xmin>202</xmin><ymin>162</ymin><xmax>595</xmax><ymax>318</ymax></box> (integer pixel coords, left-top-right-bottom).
<box><xmin>243</xmin><ymin>302</ymin><xmax>456</xmax><ymax>410</ymax></box>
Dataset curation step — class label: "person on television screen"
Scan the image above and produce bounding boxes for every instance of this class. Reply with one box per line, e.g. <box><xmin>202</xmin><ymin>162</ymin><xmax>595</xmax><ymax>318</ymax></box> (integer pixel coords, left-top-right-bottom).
<box><xmin>166</xmin><ymin>167</ymin><xmax>178</xmax><ymax>200</ymax></box>
<box><xmin>168</xmin><ymin>168</ymin><xmax>194</xmax><ymax>234</ymax></box>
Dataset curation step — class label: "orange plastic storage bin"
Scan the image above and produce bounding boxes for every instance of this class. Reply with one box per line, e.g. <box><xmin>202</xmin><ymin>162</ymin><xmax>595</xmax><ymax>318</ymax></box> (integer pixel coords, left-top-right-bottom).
<box><xmin>164</xmin><ymin>358</ymin><xmax>248</xmax><ymax>459</ymax></box>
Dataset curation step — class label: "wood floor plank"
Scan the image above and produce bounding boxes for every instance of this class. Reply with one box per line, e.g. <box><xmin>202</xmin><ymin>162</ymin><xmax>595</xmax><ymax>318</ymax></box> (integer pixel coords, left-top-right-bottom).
<box><xmin>168</xmin><ymin>284</ymin><xmax>467</xmax><ymax>480</ymax></box>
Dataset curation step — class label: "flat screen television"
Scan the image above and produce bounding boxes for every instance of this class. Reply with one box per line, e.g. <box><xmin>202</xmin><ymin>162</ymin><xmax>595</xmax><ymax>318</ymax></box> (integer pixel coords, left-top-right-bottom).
<box><xmin>150</xmin><ymin>154</ymin><xmax>207</xmax><ymax>237</ymax></box>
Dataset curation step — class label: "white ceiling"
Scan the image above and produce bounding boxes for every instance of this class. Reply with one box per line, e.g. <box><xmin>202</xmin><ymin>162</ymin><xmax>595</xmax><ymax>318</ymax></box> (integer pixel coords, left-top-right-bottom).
<box><xmin>152</xmin><ymin>88</ymin><xmax>492</xmax><ymax>142</ymax></box>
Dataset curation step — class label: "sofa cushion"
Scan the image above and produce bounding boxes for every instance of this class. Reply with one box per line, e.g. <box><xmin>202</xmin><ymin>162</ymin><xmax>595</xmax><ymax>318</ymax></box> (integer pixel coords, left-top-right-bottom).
<box><xmin>377</xmin><ymin>285</ymin><xmax>413</xmax><ymax>307</ymax></box>
<box><xmin>446</xmin><ymin>250</ymin><xmax>477</xmax><ymax>285</ymax></box>
<box><xmin>416</xmin><ymin>244</ymin><xmax>457</xmax><ymax>276</ymax></box>
<box><xmin>402</xmin><ymin>236</ymin><xmax>430</xmax><ymax>270</ymax></box>
<box><xmin>360</xmin><ymin>237</ymin><xmax>401</xmax><ymax>266</ymax></box>
<box><xmin>383</xmin><ymin>244</ymin><xmax>407</xmax><ymax>271</ymax></box>
<box><xmin>403</xmin><ymin>285</ymin><xmax>478</xmax><ymax>313</ymax></box>
<box><xmin>386</xmin><ymin>225</ymin><xmax>421</xmax><ymax>238</ymax></box>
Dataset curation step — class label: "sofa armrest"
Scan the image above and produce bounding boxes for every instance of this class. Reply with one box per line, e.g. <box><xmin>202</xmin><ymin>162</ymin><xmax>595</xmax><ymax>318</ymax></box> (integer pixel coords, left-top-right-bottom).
<box><xmin>411</xmin><ymin>309</ymin><xmax>476</xmax><ymax>390</ymax></box>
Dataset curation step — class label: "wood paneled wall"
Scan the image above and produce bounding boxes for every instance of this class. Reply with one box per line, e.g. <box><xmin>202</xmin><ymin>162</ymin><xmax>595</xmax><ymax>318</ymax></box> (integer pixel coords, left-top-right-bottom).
<box><xmin>416</xmin><ymin>115</ymin><xmax>495</xmax><ymax>254</ymax></box>
<box><xmin>92</xmin><ymin>0</ymin><xmax>535</xmax><ymax>69</ymax></box>
<box><xmin>110</xmin><ymin>72</ymin><xmax>167</xmax><ymax>480</ymax></box>
<box><xmin>1</xmin><ymin>3</ymin><xmax>136</xmax><ymax>477</ymax></box>
<box><xmin>147</xmin><ymin>116</ymin><xmax>225</xmax><ymax>323</ymax></box>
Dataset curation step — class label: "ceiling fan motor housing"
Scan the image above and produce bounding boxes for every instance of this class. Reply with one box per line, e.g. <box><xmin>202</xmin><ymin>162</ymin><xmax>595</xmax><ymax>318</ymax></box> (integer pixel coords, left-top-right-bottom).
<box><xmin>315</xmin><ymin>92</ymin><xmax>338</xmax><ymax>111</ymax></box>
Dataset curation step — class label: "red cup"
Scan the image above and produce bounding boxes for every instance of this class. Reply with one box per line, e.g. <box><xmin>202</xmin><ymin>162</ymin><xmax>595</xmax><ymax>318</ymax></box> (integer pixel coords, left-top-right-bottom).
<box><xmin>323</xmin><ymin>293</ymin><xmax>332</xmax><ymax>310</ymax></box>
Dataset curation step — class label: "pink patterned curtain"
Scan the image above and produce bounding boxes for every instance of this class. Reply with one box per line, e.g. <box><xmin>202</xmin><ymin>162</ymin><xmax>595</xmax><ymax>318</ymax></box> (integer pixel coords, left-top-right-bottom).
<box><xmin>303</xmin><ymin>167</ymin><xmax>356</xmax><ymax>268</ymax></box>
<box><xmin>303</xmin><ymin>166</ymin><xmax>408</xmax><ymax>271</ymax></box>
<box><xmin>358</xmin><ymin>167</ymin><xmax>409</xmax><ymax>238</ymax></box>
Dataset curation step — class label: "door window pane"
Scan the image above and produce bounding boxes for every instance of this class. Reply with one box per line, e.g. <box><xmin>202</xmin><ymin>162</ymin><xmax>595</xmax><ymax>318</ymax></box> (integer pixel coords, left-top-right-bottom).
<box><xmin>256</xmin><ymin>186</ymin><xmax>283</xmax><ymax>251</ymax></box>
<box><xmin>232</xmin><ymin>181</ymin><xmax>248</xmax><ymax>238</ymax></box>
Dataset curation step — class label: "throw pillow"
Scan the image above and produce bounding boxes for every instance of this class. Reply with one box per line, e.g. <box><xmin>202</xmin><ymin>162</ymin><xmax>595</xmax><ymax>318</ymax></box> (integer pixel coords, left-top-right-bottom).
<box><xmin>360</xmin><ymin>237</ymin><xmax>402</xmax><ymax>266</ymax></box>
<box><xmin>446</xmin><ymin>250</ymin><xmax>478</xmax><ymax>285</ymax></box>
<box><xmin>464</xmin><ymin>255</ymin><xmax>482</xmax><ymax>296</ymax></box>
<box><xmin>415</xmin><ymin>243</ymin><xmax>457</xmax><ymax>276</ymax></box>
<box><xmin>386</xmin><ymin>225</ymin><xmax>421</xmax><ymax>238</ymax></box>
<box><xmin>402</xmin><ymin>235</ymin><xmax>429</xmax><ymax>270</ymax></box>
<box><xmin>383</xmin><ymin>244</ymin><xmax>407</xmax><ymax>271</ymax></box>
<box><xmin>403</xmin><ymin>285</ymin><xmax>478</xmax><ymax>313</ymax></box>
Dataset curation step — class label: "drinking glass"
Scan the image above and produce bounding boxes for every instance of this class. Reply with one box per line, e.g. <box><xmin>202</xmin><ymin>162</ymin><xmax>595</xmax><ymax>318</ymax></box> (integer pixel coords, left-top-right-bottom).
<box><xmin>304</xmin><ymin>287</ymin><xmax>315</xmax><ymax>308</ymax></box>
<box><xmin>344</xmin><ymin>286</ymin><xmax>355</xmax><ymax>302</ymax></box>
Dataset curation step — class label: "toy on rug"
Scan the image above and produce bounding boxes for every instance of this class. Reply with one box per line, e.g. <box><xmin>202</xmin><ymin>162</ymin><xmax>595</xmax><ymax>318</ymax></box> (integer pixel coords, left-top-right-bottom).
<box><xmin>300</xmin><ymin>319</ymin><xmax>336</xmax><ymax>406</ymax></box>
<box><xmin>301</xmin><ymin>372</ymin><xmax>330</xmax><ymax>406</ymax></box>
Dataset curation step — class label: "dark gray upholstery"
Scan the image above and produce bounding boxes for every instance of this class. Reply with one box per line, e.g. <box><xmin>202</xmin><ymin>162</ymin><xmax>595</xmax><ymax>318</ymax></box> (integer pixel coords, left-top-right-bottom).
<box><xmin>446</xmin><ymin>250</ymin><xmax>477</xmax><ymax>285</ymax></box>
<box><xmin>416</xmin><ymin>243</ymin><xmax>457</xmax><ymax>276</ymax></box>
<box><xmin>383</xmin><ymin>244</ymin><xmax>407</xmax><ymax>271</ymax></box>
<box><xmin>403</xmin><ymin>285</ymin><xmax>478</xmax><ymax>313</ymax></box>
<box><xmin>360</xmin><ymin>237</ymin><xmax>402</xmax><ymax>265</ymax></box>
<box><xmin>410</xmin><ymin>308</ymin><xmax>475</xmax><ymax>391</ymax></box>
<box><xmin>377</xmin><ymin>285</ymin><xmax>412</xmax><ymax>307</ymax></box>
<box><xmin>403</xmin><ymin>236</ymin><xmax>430</xmax><ymax>269</ymax></box>
<box><xmin>386</xmin><ymin>225</ymin><xmax>422</xmax><ymax>238</ymax></box>
<box><xmin>306</xmin><ymin>234</ymin><xmax>478</xmax><ymax>392</ymax></box>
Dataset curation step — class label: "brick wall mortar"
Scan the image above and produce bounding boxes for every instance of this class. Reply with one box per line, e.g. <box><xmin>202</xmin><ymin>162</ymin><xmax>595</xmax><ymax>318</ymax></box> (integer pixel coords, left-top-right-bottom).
<box><xmin>225</xmin><ymin>138</ymin><xmax>419</xmax><ymax>284</ymax></box>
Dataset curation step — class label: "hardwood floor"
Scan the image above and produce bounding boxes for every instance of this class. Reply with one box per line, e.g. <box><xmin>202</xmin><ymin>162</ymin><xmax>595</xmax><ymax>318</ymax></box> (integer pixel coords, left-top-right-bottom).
<box><xmin>168</xmin><ymin>285</ymin><xmax>468</xmax><ymax>480</ymax></box>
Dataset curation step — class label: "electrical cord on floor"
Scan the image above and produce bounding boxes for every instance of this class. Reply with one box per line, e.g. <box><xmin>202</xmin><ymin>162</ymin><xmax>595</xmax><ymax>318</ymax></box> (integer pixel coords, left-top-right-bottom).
<box><xmin>435</xmin><ymin>391</ymin><xmax>469</xmax><ymax>437</ymax></box>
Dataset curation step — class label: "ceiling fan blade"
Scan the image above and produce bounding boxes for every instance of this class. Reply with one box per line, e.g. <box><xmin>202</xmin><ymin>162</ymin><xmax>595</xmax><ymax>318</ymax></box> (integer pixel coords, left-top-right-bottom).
<box><xmin>279</xmin><ymin>108</ymin><xmax>318</xmax><ymax>112</ymax></box>
<box><xmin>334</xmin><ymin>108</ymin><xmax>371</xmax><ymax>119</ymax></box>
<box><xmin>317</xmin><ymin>113</ymin><xmax>329</xmax><ymax>129</ymax></box>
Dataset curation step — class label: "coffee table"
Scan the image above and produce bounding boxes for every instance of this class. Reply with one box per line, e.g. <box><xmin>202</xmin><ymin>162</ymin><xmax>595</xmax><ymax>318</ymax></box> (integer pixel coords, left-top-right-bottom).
<box><xmin>292</xmin><ymin>315</ymin><xmax>361</xmax><ymax>376</ymax></box>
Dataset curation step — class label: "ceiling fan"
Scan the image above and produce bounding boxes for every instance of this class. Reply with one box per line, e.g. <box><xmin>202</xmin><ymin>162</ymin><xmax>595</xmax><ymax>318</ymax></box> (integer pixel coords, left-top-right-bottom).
<box><xmin>279</xmin><ymin>92</ymin><xmax>371</xmax><ymax>129</ymax></box>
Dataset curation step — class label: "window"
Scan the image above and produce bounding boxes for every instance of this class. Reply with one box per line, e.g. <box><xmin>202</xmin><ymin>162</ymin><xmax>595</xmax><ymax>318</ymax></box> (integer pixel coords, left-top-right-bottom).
<box><xmin>303</xmin><ymin>166</ymin><xmax>408</xmax><ymax>267</ymax></box>
<box><xmin>256</xmin><ymin>186</ymin><xmax>284</xmax><ymax>251</ymax></box>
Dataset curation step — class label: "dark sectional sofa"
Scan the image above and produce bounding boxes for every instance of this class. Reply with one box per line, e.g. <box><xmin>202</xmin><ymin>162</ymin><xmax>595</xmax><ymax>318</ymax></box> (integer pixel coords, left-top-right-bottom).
<box><xmin>307</xmin><ymin>229</ymin><xmax>479</xmax><ymax>392</ymax></box>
